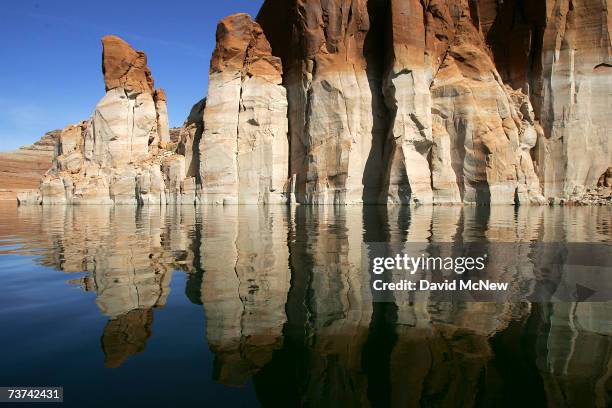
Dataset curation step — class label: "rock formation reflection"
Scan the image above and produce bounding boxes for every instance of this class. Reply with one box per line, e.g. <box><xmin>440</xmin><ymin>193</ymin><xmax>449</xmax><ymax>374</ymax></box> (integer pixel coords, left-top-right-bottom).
<box><xmin>200</xmin><ymin>206</ymin><xmax>290</xmax><ymax>385</ymax></box>
<box><xmin>101</xmin><ymin>309</ymin><xmax>153</xmax><ymax>368</ymax></box>
<box><xmin>9</xmin><ymin>203</ymin><xmax>612</xmax><ymax>406</ymax></box>
<box><xmin>14</xmin><ymin>205</ymin><xmax>194</xmax><ymax>368</ymax></box>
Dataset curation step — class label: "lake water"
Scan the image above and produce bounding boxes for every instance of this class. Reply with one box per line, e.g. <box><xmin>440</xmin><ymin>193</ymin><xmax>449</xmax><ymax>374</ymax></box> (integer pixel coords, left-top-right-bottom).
<box><xmin>0</xmin><ymin>202</ymin><xmax>611</xmax><ymax>407</ymax></box>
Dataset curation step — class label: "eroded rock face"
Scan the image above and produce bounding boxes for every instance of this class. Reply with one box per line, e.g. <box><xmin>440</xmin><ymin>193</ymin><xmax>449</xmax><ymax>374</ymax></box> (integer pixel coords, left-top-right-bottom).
<box><xmin>86</xmin><ymin>88</ymin><xmax>156</xmax><ymax>167</ymax></box>
<box><xmin>199</xmin><ymin>14</ymin><xmax>289</xmax><ymax>204</ymax></box>
<box><xmin>178</xmin><ymin>98</ymin><xmax>205</xmax><ymax>180</ymax></box>
<box><xmin>477</xmin><ymin>0</ymin><xmax>612</xmax><ymax>201</ymax></box>
<box><xmin>425</xmin><ymin>1</ymin><xmax>543</xmax><ymax>204</ymax></box>
<box><xmin>19</xmin><ymin>1</ymin><xmax>611</xmax><ymax>206</ymax></box>
<box><xmin>536</xmin><ymin>0</ymin><xmax>611</xmax><ymax>200</ymax></box>
<box><xmin>382</xmin><ymin>0</ymin><xmax>435</xmax><ymax>204</ymax></box>
<box><xmin>254</xmin><ymin>0</ymin><xmax>609</xmax><ymax>205</ymax></box>
<box><xmin>32</xmin><ymin>36</ymin><xmax>193</xmax><ymax>205</ymax></box>
<box><xmin>154</xmin><ymin>89</ymin><xmax>171</xmax><ymax>144</ymax></box>
<box><xmin>257</xmin><ymin>0</ymin><xmax>388</xmax><ymax>204</ymax></box>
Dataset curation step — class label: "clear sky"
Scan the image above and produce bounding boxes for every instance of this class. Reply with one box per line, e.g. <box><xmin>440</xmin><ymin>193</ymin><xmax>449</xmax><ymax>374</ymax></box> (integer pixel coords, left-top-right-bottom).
<box><xmin>0</xmin><ymin>0</ymin><xmax>264</xmax><ymax>151</ymax></box>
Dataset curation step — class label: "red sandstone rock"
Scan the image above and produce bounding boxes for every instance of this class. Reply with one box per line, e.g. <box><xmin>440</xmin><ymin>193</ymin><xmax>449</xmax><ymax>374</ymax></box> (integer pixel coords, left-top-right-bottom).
<box><xmin>26</xmin><ymin>35</ymin><xmax>191</xmax><ymax>206</ymax></box>
<box><xmin>211</xmin><ymin>13</ymin><xmax>283</xmax><ymax>78</ymax></box>
<box><xmin>102</xmin><ymin>35</ymin><xmax>154</xmax><ymax>93</ymax></box>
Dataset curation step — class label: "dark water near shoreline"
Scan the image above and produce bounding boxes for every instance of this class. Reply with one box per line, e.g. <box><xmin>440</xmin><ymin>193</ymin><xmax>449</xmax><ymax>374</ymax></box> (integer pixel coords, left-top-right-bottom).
<box><xmin>0</xmin><ymin>202</ymin><xmax>611</xmax><ymax>407</ymax></box>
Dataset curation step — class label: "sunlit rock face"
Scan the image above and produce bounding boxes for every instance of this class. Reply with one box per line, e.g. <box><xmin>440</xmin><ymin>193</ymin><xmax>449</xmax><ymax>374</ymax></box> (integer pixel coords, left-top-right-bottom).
<box><xmin>85</xmin><ymin>35</ymin><xmax>159</xmax><ymax>168</ymax></box>
<box><xmin>255</xmin><ymin>0</ymin><xmax>549</xmax><ymax>205</ymax></box>
<box><xmin>428</xmin><ymin>14</ymin><xmax>534</xmax><ymax>204</ymax></box>
<box><xmin>538</xmin><ymin>0</ymin><xmax>612</xmax><ymax>201</ymax></box>
<box><xmin>199</xmin><ymin>14</ymin><xmax>289</xmax><ymax>205</ymax></box>
<box><xmin>86</xmin><ymin>88</ymin><xmax>155</xmax><ymax>168</ymax></box>
<box><xmin>102</xmin><ymin>35</ymin><xmax>154</xmax><ymax>94</ymax></box>
<box><xmin>34</xmin><ymin>36</ymin><xmax>196</xmax><ymax>206</ymax></box>
<box><xmin>383</xmin><ymin>0</ymin><xmax>547</xmax><ymax>205</ymax></box>
<box><xmin>153</xmin><ymin>89</ymin><xmax>171</xmax><ymax>145</ymax></box>
<box><xmin>3</xmin><ymin>130</ymin><xmax>58</xmax><ymax>203</ymax></box>
<box><xmin>15</xmin><ymin>1</ymin><xmax>611</xmax><ymax>207</ymax></box>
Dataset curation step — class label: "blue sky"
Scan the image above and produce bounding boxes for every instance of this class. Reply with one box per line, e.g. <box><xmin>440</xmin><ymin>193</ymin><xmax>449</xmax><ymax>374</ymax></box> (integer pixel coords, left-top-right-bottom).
<box><xmin>0</xmin><ymin>0</ymin><xmax>263</xmax><ymax>151</ymax></box>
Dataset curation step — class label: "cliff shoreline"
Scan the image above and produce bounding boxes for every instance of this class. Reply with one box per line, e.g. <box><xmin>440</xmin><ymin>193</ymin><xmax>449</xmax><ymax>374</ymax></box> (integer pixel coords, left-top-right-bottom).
<box><xmin>15</xmin><ymin>0</ymin><xmax>612</xmax><ymax>206</ymax></box>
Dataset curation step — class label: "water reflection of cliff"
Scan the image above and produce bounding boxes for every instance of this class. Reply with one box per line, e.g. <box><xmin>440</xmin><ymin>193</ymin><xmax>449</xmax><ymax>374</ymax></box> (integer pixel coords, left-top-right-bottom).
<box><xmin>15</xmin><ymin>206</ymin><xmax>193</xmax><ymax>368</ymax></box>
<box><xmin>200</xmin><ymin>207</ymin><xmax>291</xmax><ymax>385</ymax></box>
<box><xmin>12</xmin><ymin>204</ymin><xmax>612</xmax><ymax>406</ymax></box>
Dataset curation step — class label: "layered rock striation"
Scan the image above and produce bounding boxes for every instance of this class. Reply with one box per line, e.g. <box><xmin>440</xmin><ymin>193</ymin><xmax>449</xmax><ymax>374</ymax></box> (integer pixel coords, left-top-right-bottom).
<box><xmin>0</xmin><ymin>131</ymin><xmax>59</xmax><ymax>200</ymax></box>
<box><xmin>18</xmin><ymin>0</ymin><xmax>611</xmax><ymax>206</ymax></box>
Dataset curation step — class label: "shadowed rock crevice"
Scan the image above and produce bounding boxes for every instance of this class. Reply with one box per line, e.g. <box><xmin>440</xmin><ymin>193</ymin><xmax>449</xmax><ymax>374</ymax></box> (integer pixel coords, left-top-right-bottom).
<box><xmin>479</xmin><ymin>0</ymin><xmax>547</xmax><ymax>99</ymax></box>
<box><xmin>178</xmin><ymin>98</ymin><xmax>206</xmax><ymax>185</ymax></box>
<box><xmin>363</xmin><ymin>0</ymin><xmax>391</xmax><ymax>204</ymax></box>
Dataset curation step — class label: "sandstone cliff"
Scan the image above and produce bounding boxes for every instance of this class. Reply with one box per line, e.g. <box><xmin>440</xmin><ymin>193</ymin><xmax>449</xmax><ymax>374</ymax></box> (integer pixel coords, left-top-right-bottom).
<box><xmin>255</xmin><ymin>0</ymin><xmax>571</xmax><ymax>205</ymax></box>
<box><xmin>19</xmin><ymin>0</ymin><xmax>611</xmax><ymax>206</ymax></box>
<box><xmin>254</xmin><ymin>0</ymin><xmax>610</xmax><ymax>205</ymax></box>
<box><xmin>18</xmin><ymin>36</ymin><xmax>194</xmax><ymax>205</ymax></box>
<box><xmin>19</xmin><ymin>36</ymin><xmax>189</xmax><ymax>206</ymax></box>
<box><xmin>479</xmin><ymin>0</ymin><xmax>612</xmax><ymax>200</ymax></box>
<box><xmin>199</xmin><ymin>14</ymin><xmax>289</xmax><ymax>204</ymax></box>
<box><xmin>0</xmin><ymin>131</ymin><xmax>58</xmax><ymax>200</ymax></box>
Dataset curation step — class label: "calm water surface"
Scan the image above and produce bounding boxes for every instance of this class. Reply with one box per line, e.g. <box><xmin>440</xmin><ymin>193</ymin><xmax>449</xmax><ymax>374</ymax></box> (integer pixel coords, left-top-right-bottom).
<box><xmin>0</xmin><ymin>202</ymin><xmax>610</xmax><ymax>407</ymax></box>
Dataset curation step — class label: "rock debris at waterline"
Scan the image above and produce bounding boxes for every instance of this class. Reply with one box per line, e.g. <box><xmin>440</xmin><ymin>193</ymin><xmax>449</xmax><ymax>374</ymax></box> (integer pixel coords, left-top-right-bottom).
<box><xmin>18</xmin><ymin>0</ymin><xmax>612</xmax><ymax>206</ymax></box>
